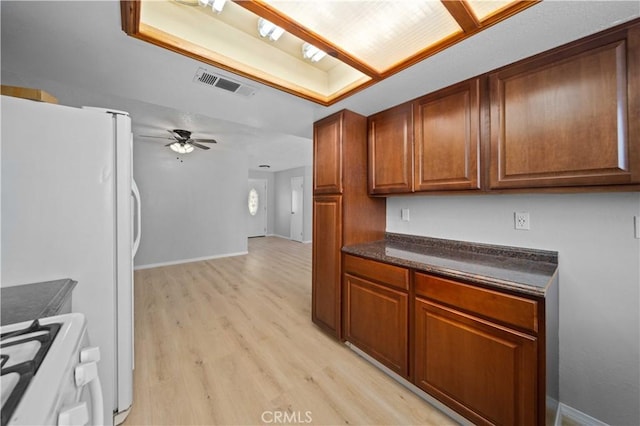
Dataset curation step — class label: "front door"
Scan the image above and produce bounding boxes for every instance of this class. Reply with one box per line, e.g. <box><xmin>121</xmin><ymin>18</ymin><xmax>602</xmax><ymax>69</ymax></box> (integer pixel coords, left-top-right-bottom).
<box><xmin>248</xmin><ymin>179</ymin><xmax>267</xmax><ymax>238</ymax></box>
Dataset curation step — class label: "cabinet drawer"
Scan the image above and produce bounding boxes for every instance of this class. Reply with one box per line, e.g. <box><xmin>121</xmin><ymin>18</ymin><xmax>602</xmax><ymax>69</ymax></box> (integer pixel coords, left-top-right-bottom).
<box><xmin>343</xmin><ymin>255</ymin><xmax>409</xmax><ymax>291</ymax></box>
<box><xmin>414</xmin><ymin>272</ymin><xmax>538</xmax><ymax>333</ymax></box>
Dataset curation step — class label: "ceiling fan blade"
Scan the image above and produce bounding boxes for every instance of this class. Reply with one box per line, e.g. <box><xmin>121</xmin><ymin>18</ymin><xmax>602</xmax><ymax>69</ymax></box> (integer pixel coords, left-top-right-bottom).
<box><xmin>164</xmin><ymin>142</ymin><xmax>176</xmax><ymax>147</ymax></box>
<box><xmin>190</xmin><ymin>138</ymin><xmax>217</xmax><ymax>144</ymax></box>
<box><xmin>190</xmin><ymin>142</ymin><xmax>210</xmax><ymax>150</ymax></box>
<box><xmin>167</xmin><ymin>130</ymin><xmax>182</xmax><ymax>140</ymax></box>
<box><xmin>139</xmin><ymin>135</ymin><xmax>174</xmax><ymax>140</ymax></box>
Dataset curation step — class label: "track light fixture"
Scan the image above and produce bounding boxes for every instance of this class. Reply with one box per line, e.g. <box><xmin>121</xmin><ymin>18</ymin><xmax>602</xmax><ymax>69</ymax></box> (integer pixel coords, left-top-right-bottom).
<box><xmin>258</xmin><ymin>18</ymin><xmax>285</xmax><ymax>41</ymax></box>
<box><xmin>198</xmin><ymin>0</ymin><xmax>226</xmax><ymax>14</ymax></box>
<box><xmin>302</xmin><ymin>43</ymin><xmax>327</xmax><ymax>62</ymax></box>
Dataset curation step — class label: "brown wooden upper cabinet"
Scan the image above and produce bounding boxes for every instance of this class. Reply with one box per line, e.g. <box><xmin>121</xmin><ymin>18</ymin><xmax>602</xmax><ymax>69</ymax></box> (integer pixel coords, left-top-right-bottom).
<box><xmin>489</xmin><ymin>24</ymin><xmax>640</xmax><ymax>189</ymax></box>
<box><xmin>413</xmin><ymin>79</ymin><xmax>481</xmax><ymax>191</ymax></box>
<box><xmin>368</xmin><ymin>103</ymin><xmax>414</xmax><ymax>194</ymax></box>
<box><xmin>314</xmin><ymin>113</ymin><xmax>343</xmax><ymax>194</ymax></box>
<box><xmin>368</xmin><ymin>79</ymin><xmax>482</xmax><ymax>195</ymax></box>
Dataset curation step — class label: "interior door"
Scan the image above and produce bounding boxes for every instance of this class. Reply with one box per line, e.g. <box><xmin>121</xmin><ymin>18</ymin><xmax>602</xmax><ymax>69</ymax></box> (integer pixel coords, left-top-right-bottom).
<box><xmin>247</xmin><ymin>179</ymin><xmax>267</xmax><ymax>238</ymax></box>
<box><xmin>290</xmin><ymin>176</ymin><xmax>304</xmax><ymax>242</ymax></box>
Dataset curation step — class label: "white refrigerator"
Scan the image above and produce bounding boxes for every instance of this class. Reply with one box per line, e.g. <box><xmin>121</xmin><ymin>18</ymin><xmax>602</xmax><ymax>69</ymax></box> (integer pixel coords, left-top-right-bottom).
<box><xmin>1</xmin><ymin>95</ymin><xmax>141</xmax><ymax>425</ymax></box>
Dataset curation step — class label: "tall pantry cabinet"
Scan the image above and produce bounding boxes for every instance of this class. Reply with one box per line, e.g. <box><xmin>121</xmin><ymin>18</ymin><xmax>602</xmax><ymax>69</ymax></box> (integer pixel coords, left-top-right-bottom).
<box><xmin>312</xmin><ymin>110</ymin><xmax>386</xmax><ymax>339</ymax></box>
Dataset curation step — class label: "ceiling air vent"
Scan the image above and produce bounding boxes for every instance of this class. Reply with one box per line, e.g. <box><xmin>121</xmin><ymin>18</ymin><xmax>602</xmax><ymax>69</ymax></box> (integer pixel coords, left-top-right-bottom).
<box><xmin>193</xmin><ymin>67</ymin><xmax>258</xmax><ymax>98</ymax></box>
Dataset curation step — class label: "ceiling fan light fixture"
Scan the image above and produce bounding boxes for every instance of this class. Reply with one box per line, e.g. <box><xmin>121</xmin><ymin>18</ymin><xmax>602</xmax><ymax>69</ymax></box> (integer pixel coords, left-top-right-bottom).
<box><xmin>169</xmin><ymin>142</ymin><xmax>195</xmax><ymax>154</ymax></box>
<box><xmin>258</xmin><ymin>18</ymin><xmax>284</xmax><ymax>41</ymax></box>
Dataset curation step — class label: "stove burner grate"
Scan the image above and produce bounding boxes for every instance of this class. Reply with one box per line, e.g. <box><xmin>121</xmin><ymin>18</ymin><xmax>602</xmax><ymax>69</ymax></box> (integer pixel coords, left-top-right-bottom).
<box><xmin>0</xmin><ymin>320</ymin><xmax>60</xmax><ymax>426</ymax></box>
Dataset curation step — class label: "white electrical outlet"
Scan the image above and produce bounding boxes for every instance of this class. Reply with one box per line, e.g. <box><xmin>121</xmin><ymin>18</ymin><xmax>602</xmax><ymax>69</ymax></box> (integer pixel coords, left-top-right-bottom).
<box><xmin>514</xmin><ymin>212</ymin><xmax>530</xmax><ymax>230</ymax></box>
<box><xmin>401</xmin><ymin>208</ymin><xmax>410</xmax><ymax>222</ymax></box>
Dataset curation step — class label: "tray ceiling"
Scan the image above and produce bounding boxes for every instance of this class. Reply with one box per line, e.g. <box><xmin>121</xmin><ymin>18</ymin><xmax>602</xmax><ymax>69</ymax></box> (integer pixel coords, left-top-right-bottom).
<box><xmin>122</xmin><ymin>0</ymin><xmax>539</xmax><ymax>105</ymax></box>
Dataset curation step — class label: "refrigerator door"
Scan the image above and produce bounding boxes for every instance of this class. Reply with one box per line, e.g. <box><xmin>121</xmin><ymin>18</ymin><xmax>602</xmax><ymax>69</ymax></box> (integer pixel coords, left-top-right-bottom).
<box><xmin>82</xmin><ymin>106</ymin><xmax>135</xmax><ymax>420</ymax></box>
<box><xmin>113</xmin><ymin>111</ymin><xmax>134</xmax><ymax>417</ymax></box>
<box><xmin>1</xmin><ymin>95</ymin><xmax>118</xmax><ymax>426</ymax></box>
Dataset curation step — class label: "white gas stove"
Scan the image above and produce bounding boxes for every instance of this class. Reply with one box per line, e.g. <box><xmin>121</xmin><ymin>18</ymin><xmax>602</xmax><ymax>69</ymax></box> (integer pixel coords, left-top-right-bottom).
<box><xmin>0</xmin><ymin>313</ymin><xmax>103</xmax><ymax>426</ymax></box>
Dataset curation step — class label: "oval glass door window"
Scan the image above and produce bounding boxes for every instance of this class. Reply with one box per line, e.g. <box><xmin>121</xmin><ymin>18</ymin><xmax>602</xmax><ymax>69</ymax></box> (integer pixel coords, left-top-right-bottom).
<box><xmin>248</xmin><ymin>188</ymin><xmax>259</xmax><ymax>216</ymax></box>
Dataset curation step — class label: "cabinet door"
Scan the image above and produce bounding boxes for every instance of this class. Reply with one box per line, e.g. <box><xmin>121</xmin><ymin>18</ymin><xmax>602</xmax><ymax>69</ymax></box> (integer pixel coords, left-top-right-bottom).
<box><xmin>312</xmin><ymin>196</ymin><xmax>342</xmax><ymax>337</ymax></box>
<box><xmin>344</xmin><ymin>273</ymin><xmax>408</xmax><ymax>377</ymax></box>
<box><xmin>489</xmin><ymin>28</ymin><xmax>640</xmax><ymax>189</ymax></box>
<box><xmin>413</xmin><ymin>79</ymin><xmax>481</xmax><ymax>191</ymax></box>
<box><xmin>414</xmin><ymin>298</ymin><xmax>537</xmax><ymax>426</ymax></box>
<box><xmin>368</xmin><ymin>103</ymin><xmax>413</xmax><ymax>194</ymax></box>
<box><xmin>314</xmin><ymin>113</ymin><xmax>343</xmax><ymax>194</ymax></box>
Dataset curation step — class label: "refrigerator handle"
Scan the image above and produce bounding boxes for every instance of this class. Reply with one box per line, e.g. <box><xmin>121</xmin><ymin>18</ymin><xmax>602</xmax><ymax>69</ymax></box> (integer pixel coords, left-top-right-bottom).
<box><xmin>132</xmin><ymin>179</ymin><xmax>142</xmax><ymax>257</ymax></box>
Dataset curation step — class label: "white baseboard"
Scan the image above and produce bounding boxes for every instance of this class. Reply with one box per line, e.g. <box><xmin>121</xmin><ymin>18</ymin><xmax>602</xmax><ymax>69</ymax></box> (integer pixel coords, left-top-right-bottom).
<box><xmin>271</xmin><ymin>234</ymin><xmax>292</xmax><ymax>240</ymax></box>
<box><xmin>547</xmin><ymin>396</ymin><xmax>560</xmax><ymax>426</ymax></box>
<box><xmin>270</xmin><ymin>234</ymin><xmax>311</xmax><ymax>243</ymax></box>
<box><xmin>134</xmin><ymin>251</ymin><xmax>248</xmax><ymax>270</ymax></box>
<box><xmin>557</xmin><ymin>403</ymin><xmax>609</xmax><ymax>426</ymax></box>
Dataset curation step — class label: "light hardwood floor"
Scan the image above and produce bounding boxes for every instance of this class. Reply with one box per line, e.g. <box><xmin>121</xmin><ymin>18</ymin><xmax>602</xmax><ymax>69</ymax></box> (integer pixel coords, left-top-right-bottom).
<box><xmin>124</xmin><ymin>237</ymin><xmax>457</xmax><ymax>425</ymax></box>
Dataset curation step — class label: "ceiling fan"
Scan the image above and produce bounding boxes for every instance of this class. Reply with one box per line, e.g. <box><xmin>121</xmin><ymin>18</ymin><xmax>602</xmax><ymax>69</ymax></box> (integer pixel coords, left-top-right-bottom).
<box><xmin>140</xmin><ymin>129</ymin><xmax>217</xmax><ymax>154</ymax></box>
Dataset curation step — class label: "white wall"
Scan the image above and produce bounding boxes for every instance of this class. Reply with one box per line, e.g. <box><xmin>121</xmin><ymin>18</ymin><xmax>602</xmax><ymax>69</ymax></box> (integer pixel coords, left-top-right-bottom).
<box><xmin>249</xmin><ymin>170</ymin><xmax>276</xmax><ymax>236</ymax></box>
<box><xmin>387</xmin><ymin>192</ymin><xmax>640</xmax><ymax>425</ymax></box>
<box><xmin>133</xmin><ymin>139</ymin><xmax>248</xmax><ymax>268</ymax></box>
<box><xmin>274</xmin><ymin>166</ymin><xmax>313</xmax><ymax>242</ymax></box>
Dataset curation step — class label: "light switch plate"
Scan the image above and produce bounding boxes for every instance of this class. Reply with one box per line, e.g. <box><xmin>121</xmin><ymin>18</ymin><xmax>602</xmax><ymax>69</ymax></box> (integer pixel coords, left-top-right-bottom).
<box><xmin>635</xmin><ymin>216</ymin><xmax>639</xmax><ymax>239</ymax></box>
<box><xmin>401</xmin><ymin>208</ymin><xmax>410</xmax><ymax>222</ymax></box>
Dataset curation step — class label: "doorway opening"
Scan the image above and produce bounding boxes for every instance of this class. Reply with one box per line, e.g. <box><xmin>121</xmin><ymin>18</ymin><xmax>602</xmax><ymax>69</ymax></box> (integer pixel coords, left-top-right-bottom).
<box><xmin>290</xmin><ymin>176</ymin><xmax>304</xmax><ymax>242</ymax></box>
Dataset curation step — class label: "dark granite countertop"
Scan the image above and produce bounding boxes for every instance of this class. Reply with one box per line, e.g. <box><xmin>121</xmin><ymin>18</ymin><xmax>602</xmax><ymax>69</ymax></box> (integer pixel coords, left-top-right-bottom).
<box><xmin>342</xmin><ymin>233</ymin><xmax>558</xmax><ymax>297</ymax></box>
<box><xmin>1</xmin><ymin>278</ymin><xmax>77</xmax><ymax>325</ymax></box>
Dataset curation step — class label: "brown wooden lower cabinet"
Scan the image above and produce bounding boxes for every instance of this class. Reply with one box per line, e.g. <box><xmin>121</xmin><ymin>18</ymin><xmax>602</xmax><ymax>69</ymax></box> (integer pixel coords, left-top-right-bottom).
<box><xmin>414</xmin><ymin>298</ymin><xmax>537</xmax><ymax>426</ymax></box>
<box><xmin>342</xmin><ymin>254</ymin><xmax>410</xmax><ymax>376</ymax></box>
<box><xmin>342</xmin><ymin>255</ymin><xmax>552</xmax><ymax>426</ymax></box>
<box><xmin>343</xmin><ymin>273</ymin><xmax>408</xmax><ymax>377</ymax></box>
